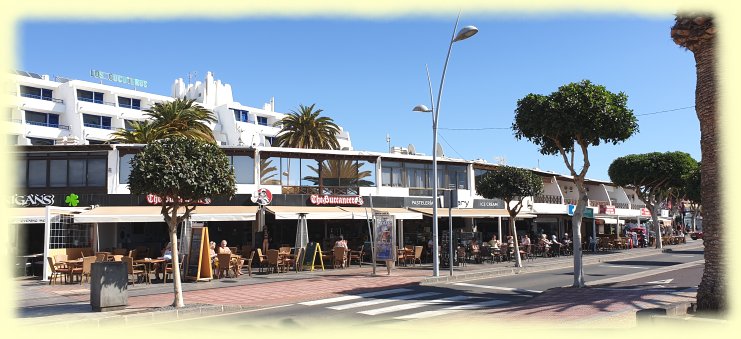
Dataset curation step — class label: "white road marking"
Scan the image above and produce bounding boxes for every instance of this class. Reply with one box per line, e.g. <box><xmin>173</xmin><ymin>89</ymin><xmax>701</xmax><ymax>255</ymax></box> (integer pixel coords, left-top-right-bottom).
<box><xmin>646</xmin><ymin>279</ymin><xmax>674</xmax><ymax>284</ymax></box>
<box><xmin>327</xmin><ymin>292</ymin><xmax>440</xmax><ymax>310</ymax></box>
<box><xmin>298</xmin><ymin>288</ymin><xmax>412</xmax><ymax>306</ymax></box>
<box><xmin>671</xmin><ymin>255</ymin><xmax>696</xmax><ymax>258</ymax></box>
<box><xmin>394</xmin><ymin>299</ymin><xmax>509</xmax><ymax>320</ymax></box>
<box><xmin>453</xmin><ymin>282</ymin><xmax>541</xmax><ymax>294</ymax></box>
<box><xmin>358</xmin><ymin>295</ymin><xmax>474</xmax><ymax>315</ymax></box>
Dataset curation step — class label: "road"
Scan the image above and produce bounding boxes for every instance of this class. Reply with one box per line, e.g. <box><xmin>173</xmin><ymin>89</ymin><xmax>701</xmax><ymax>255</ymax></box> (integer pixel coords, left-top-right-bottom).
<box><xmin>133</xmin><ymin>248</ymin><xmax>703</xmax><ymax>330</ymax></box>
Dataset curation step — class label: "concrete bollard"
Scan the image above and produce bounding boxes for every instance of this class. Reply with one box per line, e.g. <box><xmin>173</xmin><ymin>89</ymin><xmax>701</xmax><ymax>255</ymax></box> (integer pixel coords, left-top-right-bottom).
<box><xmin>90</xmin><ymin>261</ymin><xmax>128</xmax><ymax>312</ymax></box>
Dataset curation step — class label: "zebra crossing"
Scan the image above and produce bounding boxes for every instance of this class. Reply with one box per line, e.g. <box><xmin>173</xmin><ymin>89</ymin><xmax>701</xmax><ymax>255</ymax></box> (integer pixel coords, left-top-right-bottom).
<box><xmin>298</xmin><ymin>288</ymin><xmax>515</xmax><ymax>320</ymax></box>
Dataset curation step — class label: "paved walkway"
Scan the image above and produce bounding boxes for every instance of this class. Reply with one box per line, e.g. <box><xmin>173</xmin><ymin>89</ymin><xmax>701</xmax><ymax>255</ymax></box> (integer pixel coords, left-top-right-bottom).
<box><xmin>12</xmin><ymin>241</ymin><xmax>706</xmax><ymax>328</ymax></box>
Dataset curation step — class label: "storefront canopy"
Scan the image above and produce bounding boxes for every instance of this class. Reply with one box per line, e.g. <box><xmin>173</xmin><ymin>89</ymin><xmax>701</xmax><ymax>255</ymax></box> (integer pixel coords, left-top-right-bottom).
<box><xmin>338</xmin><ymin>207</ymin><xmax>423</xmax><ymax>220</ymax></box>
<box><xmin>10</xmin><ymin>207</ymin><xmax>86</xmax><ymax>224</ymax></box>
<box><xmin>596</xmin><ymin>217</ymin><xmax>626</xmax><ymax>225</ymax></box>
<box><xmin>409</xmin><ymin>208</ymin><xmax>536</xmax><ymax>218</ymax></box>
<box><xmin>73</xmin><ymin>206</ymin><xmax>258</xmax><ymax>223</ymax></box>
<box><xmin>266</xmin><ymin>206</ymin><xmax>354</xmax><ymax>220</ymax></box>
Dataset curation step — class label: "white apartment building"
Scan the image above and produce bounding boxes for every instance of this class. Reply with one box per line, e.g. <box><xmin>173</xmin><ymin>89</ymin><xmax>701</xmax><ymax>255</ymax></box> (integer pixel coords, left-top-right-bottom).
<box><xmin>6</xmin><ymin>70</ymin><xmax>353</xmax><ymax>149</ymax></box>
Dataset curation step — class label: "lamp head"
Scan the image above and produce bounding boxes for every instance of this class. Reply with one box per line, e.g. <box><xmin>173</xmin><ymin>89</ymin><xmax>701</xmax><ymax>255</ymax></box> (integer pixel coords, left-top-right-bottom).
<box><xmin>453</xmin><ymin>25</ymin><xmax>478</xmax><ymax>42</ymax></box>
<box><xmin>412</xmin><ymin>104</ymin><xmax>432</xmax><ymax>113</ymax></box>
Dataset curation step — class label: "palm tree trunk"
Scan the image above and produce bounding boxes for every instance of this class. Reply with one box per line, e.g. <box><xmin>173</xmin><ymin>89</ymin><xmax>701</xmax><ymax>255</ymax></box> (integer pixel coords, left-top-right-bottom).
<box><xmin>694</xmin><ymin>38</ymin><xmax>724</xmax><ymax>312</ymax></box>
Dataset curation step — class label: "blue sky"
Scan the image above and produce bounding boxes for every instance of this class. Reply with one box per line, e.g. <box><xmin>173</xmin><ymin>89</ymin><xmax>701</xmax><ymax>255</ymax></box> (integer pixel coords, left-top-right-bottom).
<box><xmin>18</xmin><ymin>14</ymin><xmax>700</xmax><ymax>181</ymax></box>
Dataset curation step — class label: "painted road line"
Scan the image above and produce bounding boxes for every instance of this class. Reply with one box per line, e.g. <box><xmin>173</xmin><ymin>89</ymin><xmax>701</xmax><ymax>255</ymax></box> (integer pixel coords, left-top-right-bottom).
<box><xmin>298</xmin><ymin>288</ymin><xmax>412</xmax><ymax>306</ymax></box>
<box><xmin>358</xmin><ymin>295</ymin><xmax>474</xmax><ymax>315</ymax></box>
<box><xmin>328</xmin><ymin>292</ymin><xmax>441</xmax><ymax>310</ymax></box>
<box><xmin>394</xmin><ymin>299</ymin><xmax>509</xmax><ymax>320</ymax></box>
<box><xmin>599</xmin><ymin>264</ymin><xmax>649</xmax><ymax>269</ymax></box>
<box><xmin>453</xmin><ymin>282</ymin><xmax>541</xmax><ymax>294</ymax></box>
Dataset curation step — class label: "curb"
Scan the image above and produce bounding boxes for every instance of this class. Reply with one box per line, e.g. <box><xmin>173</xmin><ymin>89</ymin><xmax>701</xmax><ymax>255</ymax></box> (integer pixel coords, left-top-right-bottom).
<box><xmin>636</xmin><ymin>302</ymin><xmax>728</xmax><ymax>326</ymax></box>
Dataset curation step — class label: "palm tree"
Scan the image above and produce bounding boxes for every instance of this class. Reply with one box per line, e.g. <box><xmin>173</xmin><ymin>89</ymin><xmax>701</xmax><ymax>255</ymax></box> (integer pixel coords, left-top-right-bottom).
<box><xmin>671</xmin><ymin>14</ymin><xmax>723</xmax><ymax>312</ymax></box>
<box><xmin>302</xmin><ymin>159</ymin><xmax>374</xmax><ymax>194</ymax></box>
<box><xmin>108</xmin><ymin>120</ymin><xmax>164</xmax><ymax>144</ymax></box>
<box><xmin>144</xmin><ymin>98</ymin><xmax>217</xmax><ymax>143</ymax></box>
<box><xmin>109</xmin><ymin>97</ymin><xmax>217</xmax><ymax>144</ymax></box>
<box><xmin>273</xmin><ymin>104</ymin><xmax>341</xmax><ymax>149</ymax></box>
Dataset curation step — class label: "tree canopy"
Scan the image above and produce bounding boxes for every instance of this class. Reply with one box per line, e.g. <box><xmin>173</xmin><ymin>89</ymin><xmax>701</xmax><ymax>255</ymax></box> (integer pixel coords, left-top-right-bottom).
<box><xmin>684</xmin><ymin>163</ymin><xmax>701</xmax><ymax>205</ymax></box>
<box><xmin>273</xmin><ymin>104</ymin><xmax>341</xmax><ymax>149</ymax></box>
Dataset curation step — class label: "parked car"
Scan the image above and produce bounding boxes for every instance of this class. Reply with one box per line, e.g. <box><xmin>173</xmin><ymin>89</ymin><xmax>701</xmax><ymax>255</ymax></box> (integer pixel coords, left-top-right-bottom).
<box><xmin>690</xmin><ymin>231</ymin><xmax>703</xmax><ymax>240</ymax></box>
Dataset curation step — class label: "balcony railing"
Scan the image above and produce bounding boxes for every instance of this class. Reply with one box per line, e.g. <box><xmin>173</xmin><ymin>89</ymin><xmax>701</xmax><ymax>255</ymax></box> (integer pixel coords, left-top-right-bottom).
<box><xmin>282</xmin><ymin>186</ymin><xmax>360</xmax><ymax>195</ymax></box>
<box><xmin>534</xmin><ymin>194</ymin><xmax>562</xmax><ymax>204</ymax></box>
<box><xmin>78</xmin><ymin>97</ymin><xmax>116</xmax><ymax>106</ymax></box>
<box><xmin>27</xmin><ymin>121</ymin><xmax>69</xmax><ymax>130</ymax></box>
<box><xmin>631</xmin><ymin>203</ymin><xmax>646</xmax><ymax>210</ymax></box>
<box><xmin>83</xmin><ymin>123</ymin><xmax>112</xmax><ymax>130</ymax></box>
<box><xmin>614</xmin><ymin>202</ymin><xmax>629</xmax><ymax>209</ymax></box>
<box><xmin>119</xmin><ymin>103</ymin><xmax>142</xmax><ymax>110</ymax></box>
<box><xmin>20</xmin><ymin>93</ymin><xmax>64</xmax><ymax>103</ymax></box>
<box><xmin>589</xmin><ymin>200</ymin><xmax>609</xmax><ymax>207</ymax></box>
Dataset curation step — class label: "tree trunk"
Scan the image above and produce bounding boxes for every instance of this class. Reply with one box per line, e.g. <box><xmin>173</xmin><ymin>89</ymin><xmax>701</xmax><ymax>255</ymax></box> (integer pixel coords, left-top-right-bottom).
<box><xmin>168</xmin><ymin>221</ymin><xmax>185</xmax><ymax>308</ymax></box>
<box><xmin>510</xmin><ymin>216</ymin><xmax>522</xmax><ymax>268</ymax></box>
<box><xmin>694</xmin><ymin>38</ymin><xmax>724</xmax><ymax>313</ymax></box>
<box><xmin>570</xmin><ymin>183</ymin><xmax>587</xmax><ymax>287</ymax></box>
<box><xmin>649</xmin><ymin>202</ymin><xmax>663</xmax><ymax>249</ymax></box>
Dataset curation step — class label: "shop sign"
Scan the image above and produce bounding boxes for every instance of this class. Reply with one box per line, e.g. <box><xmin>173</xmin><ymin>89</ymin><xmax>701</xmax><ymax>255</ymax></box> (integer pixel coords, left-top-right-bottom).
<box><xmin>146</xmin><ymin>194</ymin><xmax>212</xmax><ymax>205</ymax></box>
<box><xmin>640</xmin><ymin>207</ymin><xmax>651</xmax><ymax>216</ymax></box>
<box><xmin>404</xmin><ymin>197</ymin><xmax>434</xmax><ymax>208</ymax></box>
<box><xmin>473</xmin><ymin>199</ymin><xmax>504</xmax><ymax>209</ymax></box>
<box><xmin>568</xmin><ymin>204</ymin><xmax>594</xmax><ymax>218</ymax></box>
<box><xmin>599</xmin><ymin>205</ymin><xmax>616</xmax><ymax>215</ymax></box>
<box><xmin>309</xmin><ymin>194</ymin><xmax>364</xmax><ymax>206</ymax></box>
<box><xmin>12</xmin><ymin>194</ymin><xmax>55</xmax><ymax>207</ymax></box>
<box><xmin>250</xmin><ymin>188</ymin><xmax>272</xmax><ymax>206</ymax></box>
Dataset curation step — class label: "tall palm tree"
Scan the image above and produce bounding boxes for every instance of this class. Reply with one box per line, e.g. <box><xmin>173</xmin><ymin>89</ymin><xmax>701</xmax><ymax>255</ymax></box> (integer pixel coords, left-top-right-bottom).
<box><xmin>273</xmin><ymin>104</ymin><xmax>341</xmax><ymax>149</ymax></box>
<box><xmin>108</xmin><ymin>120</ymin><xmax>164</xmax><ymax>144</ymax></box>
<box><xmin>144</xmin><ymin>98</ymin><xmax>217</xmax><ymax>143</ymax></box>
<box><xmin>109</xmin><ymin>97</ymin><xmax>217</xmax><ymax>144</ymax></box>
<box><xmin>671</xmin><ymin>14</ymin><xmax>723</xmax><ymax>312</ymax></box>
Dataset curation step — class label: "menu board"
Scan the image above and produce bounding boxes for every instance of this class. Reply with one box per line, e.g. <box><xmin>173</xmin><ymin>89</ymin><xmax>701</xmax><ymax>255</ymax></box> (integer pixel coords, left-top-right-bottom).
<box><xmin>185</xmin><ymin>226</ymin><xmax>212</xmax><ymax>281</ymax></box>
<box><xmin>302</xmin><ymin>242</ymin><xmax>324</xmax><ymax>271</ymax></box>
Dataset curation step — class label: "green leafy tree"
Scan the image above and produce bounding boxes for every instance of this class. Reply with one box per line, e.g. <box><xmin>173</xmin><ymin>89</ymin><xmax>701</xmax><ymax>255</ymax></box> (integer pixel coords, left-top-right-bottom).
<box><xmin>273</xmin><ymin>104</ymin><xmax>341</xmax><ymax>149</ymax></box>
<box><xmin>476</xmin><ymin>166</ymin><xmax>543</xmax><ymax>268</ymax></box>
<box><xmin>513</xmin><ymin>80</ymin><xmax>637</xmax><ymax>287</ymax></box>
<box><xmin>683</xmin><ymin>164</ymin><xmax>702</xmax><ymax>232</ymax></box>
<box><xmin>671</xmin><ymin>13</ymin><xmax>723</xmax><ymax>312</ymax></box>
<box><xmin>608</xmin><ymin>152</ymin><xmax>698</xmax><ymax>250</ymax></box>
<box><xmin>304</xmin><ymin>160</ymin><xmax>374</xmax><ymax>193</ymax></box>
<box><xmin>128</xmin><ymin>137</ymin><xmax>236</xmax><ymax>307</ymax></box>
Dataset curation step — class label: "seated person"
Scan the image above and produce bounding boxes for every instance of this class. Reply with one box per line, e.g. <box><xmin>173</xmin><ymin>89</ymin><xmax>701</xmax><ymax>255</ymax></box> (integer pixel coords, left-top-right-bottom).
<box><xmin>470</xmin><ymin>239</ymin><xmax>481</xmax><ymax>263</ymax></box>
<box><xmin>550</xmin><ymin>234</ymin><xmax>562</xmax><ymax>254</ymax></box>
<box><xmin>521</xmin><ymin>234</ymin><xmax>531</xmax><ymax>247</ymax></box>
<box><xmin>217</xmin><ymin>240</ymin><xmax>243</xmax><ymax>276</ymax></box>
<box><xmin>539</xmin><ymin>234</ymin><xmax>552</xmax><ymax>253</ymax></box>
<box><xmin>488</xmin><ymin>235</ymin><xmax>501</xmax><ymax>250</ymax></box>
<box><xmin>154</xmin><ymin>242</ymin><xmax>173</xmax><ymax>280</ymax></box>
<box><xmin>334</xmin><ymin>235</ymin><xmax>349</xmax><ymax>250</ymax></box>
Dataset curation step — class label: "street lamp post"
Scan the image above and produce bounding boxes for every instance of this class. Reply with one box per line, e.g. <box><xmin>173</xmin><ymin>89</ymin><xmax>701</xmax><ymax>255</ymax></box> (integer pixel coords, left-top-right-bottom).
<box><xmin>413</xmin><ymin>15</ymin><xmax>477</xmax><ymax>277</ymax></box>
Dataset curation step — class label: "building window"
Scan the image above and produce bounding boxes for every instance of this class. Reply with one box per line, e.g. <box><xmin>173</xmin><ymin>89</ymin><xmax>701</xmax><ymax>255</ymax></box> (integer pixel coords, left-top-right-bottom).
<box><xmin>83</xmin><ymin>114</ymin><xmax>112</xmax><ymax>129</ymax></box>
<box><xmin>25</xmin><ymin>111</ymin><xmax>60</xmax><ymax>128</ymax></box>
<box><xmin>124</xmin><ymin>119</ymin><xmax>135</xmax><ymax>131</ymax></box>
<box><xmin>406</xmin><ymin>162</ymin><xmax>431</xmax><ymax>189</ymax></box>
<box><xmin>20</xmin><ymin>85</ymin><xmax>53</xmax><ymax>101</ymax></box>
<box><xmin>118</xmin><ymin>97</ymin><xmax>141</xmax><ymax>110</ymax></box>
<box><xmin>50</xmin><ymin>219</ymin><xmax>90</xmax><ymax>249</ymax></box>
<box><xmin>233</xmin><ymin>109</ymin><xmax>250</xmax><ymax>122</ymax></box>
<box><xmin>257</xmin><ymin>116</ymin><xmax>268</xmax><ymax>126</ymax></box>
<box><xmin>265</xmin><ymin>136</ymin><xmax>276</xmax><ymax>146</ymax></box>
<box><xmin>27</xmin><ymin>159</ymin><xmax>48</xmax><ymax>187</ymax></box>
<box><xmin>229</xmin><ymin>155</ymin><xmax>255</xmax><ymax>184</ymax></box>
<box><xmin>445</xmin><ymin>165</ymin><xmax>468</xmax><ymax>189</ymax></box>
<box><xmin>77</xmin><ymin>89</ymin><xmax>104</xmax><ymax>104</ymax></box>
<box><xmin>27</xmin><ymin>137</ymin><xmax>55</xmax><ymax>145</ymax></box>
<box><xmin>18</xmin><ymin>154</ymin><xmax>108</xmax><ymax>189</ymax></box>
<box><xmin>87</xmin><ymin>139</ymin><xmax>107</xmax><ymax>145</ymax></box>
<box><xmin>381</xmin><ymin>161</ymin><xmax>403</xmax><ymax>187</ymax></box>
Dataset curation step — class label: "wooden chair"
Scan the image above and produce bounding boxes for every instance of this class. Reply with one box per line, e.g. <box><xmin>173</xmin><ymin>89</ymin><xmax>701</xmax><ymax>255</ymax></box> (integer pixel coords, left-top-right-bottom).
<box><xmin>46</xmin><ymin>256</ymin><xmax>69</xmax><ymax>285</ymax></box>
<box><xmin>240</xmin><ymin>245</ymin><xmax>252</xmax><ymax>258</ymax></box>
<box><xmin>112</xmin><ymin>255</ymin><xmax>124</xmax><ymax>262</ymax></box>
<box><xmin>54</xmin><ymin>254</ymin><xmax>68</xmax><ymax>263</ymax></box>
<box><xmin>456</xmin><ymin>247</ymin><xmax>467</xmax><ymax>266</ymax></box>
<box><xmin>396</xmin><ymin>249</ymin><xmax>407</xmax><ymax>267</ymax></box>
<box><xmin>216</xmin><ymin>253</ymin><xmax>237</xmax><ymax>278</ymax></box>
<box><xmin>122</xmin><ymin>256</ymin><xmax>146</xmax><ymax>285</ymax></box>
<box><xmin>127</xmin><ymin>249</ymin><xmax>137</xmax><ymax>259</ymax></box>
<box><xmin>241</xmin><ymin>250</ymin><xmax>255</xmax><ymax>276</ymax></box>
<box><xmin>283</xmin><ymin>248</ymin><xmax>301</xmax><ymax>272</ymax></box>
<box><xmin>164</xmin><ymin>254</ymin><xmax>186</xmax><ymax>283</ymax></box>
<box><xmin>255</xmin><ymin>248</ymin><xmax>269</xmax><ymax>273</ymax></box>
<box><xmin>95</xmin><ymin>253</ymin><xmax>107</xmax><ymax>262</ymax></box>
<box><xmin>348</xmin><ymin>245</ymin><xmax>364</xmax><ymax>267</ymax></box>
<box><xmin>333</xmin><ymin>248</ymin><xmax>348</xmax><ymax>269</ymax></box>
<box><xmin>74</xmin><ymin>256</ymin><xmax>96</xmax><ymax>284</ymax></box>
<box><xmin>411</xmin><ymin>246</ymin><xmax>423</xmax><ymax>266</ymax></box>
<box><xmin>266</xmin><ymin>249</ymin><xmax>285</xmax><ymax>273</ymax></box>
<box><xmin>229</xmin><ymin>246</ymin><xmax>239</xmax><ymax>255</ymax></box>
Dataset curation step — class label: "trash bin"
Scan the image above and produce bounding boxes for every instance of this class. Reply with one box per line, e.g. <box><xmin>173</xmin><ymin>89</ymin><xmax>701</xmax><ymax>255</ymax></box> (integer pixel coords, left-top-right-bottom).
<box><xmin>90</xmin><ymin>261</ymin><xmax>128</xmax><ymax>312</ymax></box>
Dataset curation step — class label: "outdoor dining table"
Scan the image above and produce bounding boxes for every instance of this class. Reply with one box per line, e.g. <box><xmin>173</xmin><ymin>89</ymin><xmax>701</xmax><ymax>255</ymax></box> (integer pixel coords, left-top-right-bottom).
<box><xmin>59</xmin><ymin>258</ymin><xmax>84</xmax><ymax>283</ymax></box>
<box><xmin>134</xmin><ymin>258</ymin><xmax>165</xmax><ymax>284</ymax></box>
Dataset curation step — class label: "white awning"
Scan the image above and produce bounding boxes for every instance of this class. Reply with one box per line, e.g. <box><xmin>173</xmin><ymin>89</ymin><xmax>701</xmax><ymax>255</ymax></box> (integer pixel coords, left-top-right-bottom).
<box><xmin>408</xmin><ymin>208</ymin><xmax>536</xmax><ymax>218</ymax></box>
<box><xmin>266</xmin><ymin>206</ymin><xmax>354</xmax><ymax>220</ymax></box>
<box><xmin>597</xmin><ymin>217</ymin><xmax>625</xmax><ymax>225</ymax></box>
<box><xmin>339</xmin><ymin>207</ymin><xmax>423</xmax><ymax>220</ymax></box>
<box><xmin>10</xmin><ymin>207</ymin><xmax>86</xmax><ymax>224</ymax></box>
<box><xmin>73</xmin><ymin>206</ymin><xmax>258</xmax><ymax>223</ymax></box>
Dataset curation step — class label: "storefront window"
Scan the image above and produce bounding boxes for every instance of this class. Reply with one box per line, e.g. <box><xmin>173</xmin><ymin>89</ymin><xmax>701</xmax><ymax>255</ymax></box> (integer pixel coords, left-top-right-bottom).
<box><xmin>357</xmin><ymin>160</ymin><xmax>376</xmax><ymax>187</ymax></box>
<box><xmin>27</xmin><ymin>159</ymin><xmax>47</xmax><ymax>187</ymax></box>
<box><xmin>119</xmin><ymin>154</ymin><xmax>134</xmax><ymax>184</ymax></box>
<box><xmin>381</xmin><ymin>161</ymin><xmax>402</xmax><ymax>187</ymax></box>
<box><xmin>260</xmin><ymin>157</ymin><xmax>281</xmax><ymax>185</ymax></box>
<box><xmin>406</xmin><ymin>162</ymin><xmax>430</xmax><ymax>189</ymax></box>
<box><xmin>280</xmin><ymin>157</ymin><xmax>301</xmax><ymax>186</ymax></box>
<box><xmin>230</xmin><ymin>155</ymin><xmax>255</xmax><ymax>184</ymax></box>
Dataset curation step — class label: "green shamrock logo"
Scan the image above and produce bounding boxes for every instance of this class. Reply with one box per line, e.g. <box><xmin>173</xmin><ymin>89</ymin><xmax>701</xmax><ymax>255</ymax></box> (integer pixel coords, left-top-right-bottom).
<box><xmin>65</xmin><ymin>193</ymin><xmax>79</xmax><ymax>207</ymax></box>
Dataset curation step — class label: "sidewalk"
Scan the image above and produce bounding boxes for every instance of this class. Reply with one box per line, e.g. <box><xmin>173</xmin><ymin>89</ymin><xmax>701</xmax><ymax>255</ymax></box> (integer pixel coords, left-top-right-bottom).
<box><xmin>13</xmin><ymin>240</ymin><xmax>706</xmax><ymax>328</ymax></box>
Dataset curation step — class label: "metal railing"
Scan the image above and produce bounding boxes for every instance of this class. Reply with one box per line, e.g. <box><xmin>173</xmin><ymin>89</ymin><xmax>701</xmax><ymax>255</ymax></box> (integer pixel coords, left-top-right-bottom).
<box><xmin>26</xmin><ymin>121</ymin><xmax>69</xmax><ymax>130</ymax></box>
<box><xmin>614</xmin><ymin>202</ymin><xmax>630</xmax><ymax>209</ymax></box>
<box><xmin>119</xmin><ymin>103</ymin><xmax>142</xmax><ymax>110</ymax></box>
<box><xmin>589</xmin><ymin>200</ymin><xmax>609</xmax><ymax>207</ymax></box>
<box><xmin>83</xmin><ymin>123</ymin><xmax>112</xmax><ymax>130</ymax></box>
<box><xmin>78</xmin><ymin>97</ymin><xmax>116</xmax><ymax>106</ymax></box>
<box><xmin>533</xmin><ymin>194</ymin><xmax>562</xmax><ymax>204</ymax></box>
<box><xmin>20</xmin><ymin>93</ymin><xmax>64</xmax><ymax>103</ymax></box>
<box><xmin>281</xmin><ymin>186</ymin><xmax>360</xmax><ymax>195</ymax></box>
<box><xmin>631</xmin><ymin>204</ymin><xmax>646</xmax><ymax>210</ymax></box>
